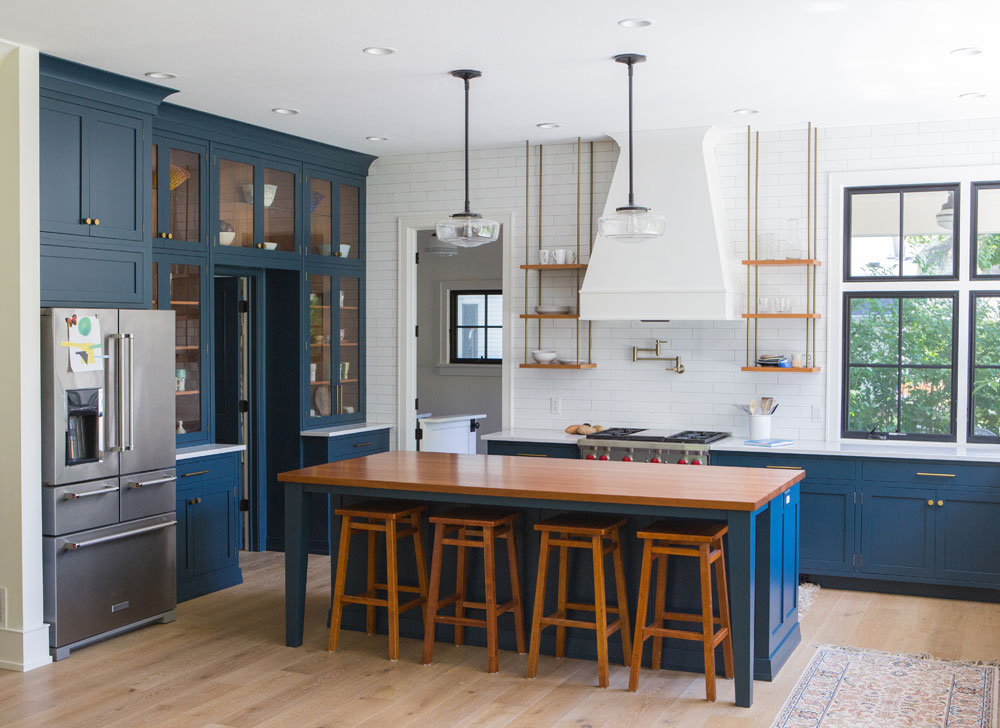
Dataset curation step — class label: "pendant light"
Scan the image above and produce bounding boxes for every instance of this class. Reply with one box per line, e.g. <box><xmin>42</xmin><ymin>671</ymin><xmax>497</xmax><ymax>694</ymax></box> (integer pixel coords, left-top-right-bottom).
<box><xmin>424</xmin><ymin>232</ymin><xmax>459</xmax><ymax>257</ymax></box>
<box><xmin>436</xmin><ymin>70</ymin><xmax>500</xmax><ymax>248</ymax></box>
<box><xmin>598</xmin><ymin>54</ymin><xmax>666</xmax><ymax>243</ymax></box>
<box><xmin>936</xmin><ymin>190</ymin><xmax>955</xmax><ymax>230</ymax></box>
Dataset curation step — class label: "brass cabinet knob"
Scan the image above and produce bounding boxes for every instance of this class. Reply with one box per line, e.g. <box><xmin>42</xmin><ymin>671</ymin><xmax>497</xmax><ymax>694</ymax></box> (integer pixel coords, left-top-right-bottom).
<box><xmin>927</xmin><ymin>500</ymin><xmax>934</xmax><ymax>506</ymax></box>
<box><xmin>938</xmin><ymin>500</ymin><xmax>944</xmax><ymax>507</ymax></box>
<box><xmin>333</xmin><ymin>251</ymin><xmax>342</xmax><ymax>257</ymax></box>
<box><xmin>93</xmin><ymin>218</ymin><xmax>100</xmax><ymax>226</ymax></box>
<box><xmin>160</xmin><ymin>232</ymin><xmax>167</xmax><ymax>238</ymax></box>
<box><xmin>167</xmin><ymin>233</ymin><xmax>173</xmax><ymax>239</ymax></box>
<box><xmin>84</xmin><ymin>217</ymin><xmax>92</xmax><ymax>225</ymax></box>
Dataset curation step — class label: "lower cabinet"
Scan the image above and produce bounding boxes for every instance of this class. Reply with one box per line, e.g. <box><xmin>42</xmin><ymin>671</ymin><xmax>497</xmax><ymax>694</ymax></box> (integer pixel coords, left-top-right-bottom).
<box><xmin>936</xmin><ymin>490</ymin><xmax>1000</xmax><ymax>584</ymax></box>
<box><xmin>860</xmin><ymin>486</ymin><xmax>936</xmax><ymax>578</ymax></box>
<box><xmin>485</xmin><ymin>441</ymin><xmax>580</xmax><ymax>459</ymax></box>
<box><xmin>800</xmin><ymin>481</ymin><xmax>857</xmax><ymax>573</ymax></box>
<box><xmin>176</xmin><ymin>452</ymin><xmax>243</xmax><ymax>601</ymax></box>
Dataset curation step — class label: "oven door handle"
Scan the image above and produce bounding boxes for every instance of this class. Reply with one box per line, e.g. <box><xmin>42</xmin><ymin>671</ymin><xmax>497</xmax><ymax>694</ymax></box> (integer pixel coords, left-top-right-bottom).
<box><xmin>126</xmin><ymin>475</ymin><xmax>177</xmax><ymax>489</ymax></box>
<box><xmin>65</xmin><ymin>485</ymin><xmax>120</xmax><ymax>500</ymax></box>
<box><xmin>64</xmin><ymin>520</ymin><xmax>176</xmax><ymax>550</ymax></box>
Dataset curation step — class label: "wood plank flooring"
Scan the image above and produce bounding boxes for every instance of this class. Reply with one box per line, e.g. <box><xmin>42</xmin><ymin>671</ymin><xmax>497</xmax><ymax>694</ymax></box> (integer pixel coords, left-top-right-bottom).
<box><xmin>2</xmin><ymin>552</ymin><xmax>999</xmax><ymax>728</ymax></box>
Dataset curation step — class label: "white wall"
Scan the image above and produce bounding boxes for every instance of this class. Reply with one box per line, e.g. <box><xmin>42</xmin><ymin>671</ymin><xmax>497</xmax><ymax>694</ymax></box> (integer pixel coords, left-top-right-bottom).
<box><xmin>416</xmin><ymin>229</ymin><xmax>502</xmax><ymax>452</ymax></box>
<box><xmin>366</xmin><ymin>118</ymin><xmax>1000</xmax><ymax>442</ymax></box>
<box><xmin>0</xmin><ymin>40</ymin><xmax>49</xmax><ymax>672</ymax></box>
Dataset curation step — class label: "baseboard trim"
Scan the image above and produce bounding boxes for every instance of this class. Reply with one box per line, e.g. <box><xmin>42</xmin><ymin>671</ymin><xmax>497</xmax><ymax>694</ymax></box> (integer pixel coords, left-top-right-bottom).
<box><xmin>0</xmin><ymin>623</ymin><xmax>53</xmax><ymax>672</ymax></box>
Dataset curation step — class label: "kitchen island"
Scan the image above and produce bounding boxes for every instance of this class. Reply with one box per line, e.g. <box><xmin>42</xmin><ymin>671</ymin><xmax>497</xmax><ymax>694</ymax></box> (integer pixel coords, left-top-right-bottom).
<box><xmin>277</xmin><ymin>451</ymin><xmax>804</xmax><ymax>707</ymax></box>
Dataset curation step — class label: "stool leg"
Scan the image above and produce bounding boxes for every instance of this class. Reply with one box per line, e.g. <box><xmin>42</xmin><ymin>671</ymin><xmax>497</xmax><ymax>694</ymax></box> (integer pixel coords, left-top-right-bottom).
<box><xmin>366</xmin><ymin>528</ymin><xmax>377</xmax><ymax>635</ymax></box>
<box><xmin>504</xmin><ymin>525</ymin><xmax>527</xmax><ymax>655</ymax></box>
<box><xmin>714</xmin><ymin>537</ymin><xmax>734</xmax><ymax>680</ymax></box>
<box><xmin>526</xmin><ymin>530</ymin><xmax>551</xmax><ymax>679</ymax></box>
<box><xmin>454</xmin><ymin>526</ymin><xmax>467</xmax><ymax>646</ymax></box>
<box><xmin>698</xmin><ymin>543</ymin><xmax>716</xmax><ymax>701</ymax></box>
<box><xmin>592</xmin><ymin>534</ymin><xmax>610</xmax><ymax>688</ymax></box>
<box><xmin>651</xmin><ymin>551</ymin><xmax>668</xmax><ymax>670</ymax></box>
<box><xmin>411</xmin><ymin>513</ymin><xmax>430</xmax><ymax>627</ymax></box>
<box><xmin>628</xmin><ymin>538</ymin><xmax>654</xmax><ymax>692</ymax></box>
<box><xmin>329</xmin><ymin>515</ymin><xmax>353</xmax><ymax>652</ymax></box>
<box><xmin>555</xmin><ymin>536</ymin><xmax>568</xmax><ymax>659</ymax></box>
<box><xmin>422</xmin><ymin>522</ymin><xmax>445</xmax><ymax>665</ymax></box>
<box><xmin>385</xmin><ymin>518</ymin><xmax>400</xmax><ymax>661</ymax></box>
<box><xmin>483</xmin><ymin>525</ymin><xmax>499</xmax><ymax>673</ymax></box>
<box><xmin>610</xmin><ymin>529</ymin><xmax>632</xmax><ymax>667</ymax></box>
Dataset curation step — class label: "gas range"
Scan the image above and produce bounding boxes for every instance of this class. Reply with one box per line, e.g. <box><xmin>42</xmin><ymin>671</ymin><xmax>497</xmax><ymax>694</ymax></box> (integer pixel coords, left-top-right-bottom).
<box><xmin>577</xmin><ymin>429</ymin><xmax>730</xmax><ymax>465</ymax></box>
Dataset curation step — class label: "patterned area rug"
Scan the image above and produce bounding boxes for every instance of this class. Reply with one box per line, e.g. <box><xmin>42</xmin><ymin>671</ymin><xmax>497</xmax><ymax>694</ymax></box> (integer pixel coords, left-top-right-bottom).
<box><xmin>773</xmin><ymin>645</ymin><xmax>998</xmax><ymax>728</ymax></box>
<box><xmin>798</xmin><ymin>581</ymin><xmax>820</xmax><ymax>617</ymax></box>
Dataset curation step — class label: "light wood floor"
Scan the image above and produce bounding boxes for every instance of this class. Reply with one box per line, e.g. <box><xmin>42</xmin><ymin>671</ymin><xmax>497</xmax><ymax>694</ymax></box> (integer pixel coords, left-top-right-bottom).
<box><xmin>3</xmin><ymin>552</ymin><xmax>999</xmax><ymax>728</ymax></box>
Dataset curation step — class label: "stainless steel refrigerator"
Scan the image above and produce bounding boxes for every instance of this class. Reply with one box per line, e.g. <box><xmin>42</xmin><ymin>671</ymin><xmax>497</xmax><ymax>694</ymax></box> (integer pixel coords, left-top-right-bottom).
<box><xmin>40</xmin><ymin>308</ymin><xmax>177</xmax><ymax>660</ymax></box>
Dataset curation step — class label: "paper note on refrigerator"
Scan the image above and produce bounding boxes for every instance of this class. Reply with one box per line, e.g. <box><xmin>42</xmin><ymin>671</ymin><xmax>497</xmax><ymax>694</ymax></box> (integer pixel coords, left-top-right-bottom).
<box><xmin>63</xmin><ymin>314</ymin><xmax>104</xmax><ymax>373</ymax></box>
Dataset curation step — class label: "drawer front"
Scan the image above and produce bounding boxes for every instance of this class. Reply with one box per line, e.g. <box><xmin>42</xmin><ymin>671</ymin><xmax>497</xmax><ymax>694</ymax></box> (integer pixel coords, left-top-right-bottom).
<box><xmin>42</xmin><ymin>480</ymin><xmax>121</xmax><ymax>536</ymax></box>
<box><xmin>862</xmin><ymin>460</ymin><xmax>1000</xmax><ymax>488</ymax></box>
<box><xmin>486</xmin><ymin>441</ymin><xmax>580</xmax><ymax>459</ymax></box>
<box><xmin>328</xmin><ymin>429</ymin><xmax>390</xmax><ymax>461</ymax></box>
<box><xmin>176</xmin><ymin>454</ymin><xmax>237</xmax><ymax>486</ymax></box>
<box><xmin>121</xmin><ymin>468</ymin><xmax>176</xmax><ymax>521</ymax></box>
<box><xmin>713</xmin><ymin>452</ymin><xmax>856</xmax><ymax>481</ymax></box>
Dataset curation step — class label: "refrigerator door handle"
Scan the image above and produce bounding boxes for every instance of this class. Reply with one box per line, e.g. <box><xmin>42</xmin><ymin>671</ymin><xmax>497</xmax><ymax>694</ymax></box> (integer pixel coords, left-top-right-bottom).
<box><xmin>64</xmin><ymin>520</ymin><xmax>177</xmax><ymax>550</ymax></box>
<box><xmin>124</xmin><ymin>333</ymin><xmax>135</xmax><ymax>452</ymax></box>
<box><xmin>109</xmin><ymin>333</ymin><xmax>125</xmax><ymax>453</ymax></box>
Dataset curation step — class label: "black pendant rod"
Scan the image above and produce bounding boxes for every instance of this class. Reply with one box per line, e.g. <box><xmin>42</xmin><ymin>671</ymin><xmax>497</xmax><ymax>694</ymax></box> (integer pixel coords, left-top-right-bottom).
<box><xmin>451</xmin><ymin>69</ymin><xmax>482</xmax><ymax>216</ymax></box>
<box><xmin>614</xmin><ymin>54</ymin><xmax>646</xmax><ymax>211</ymax></box>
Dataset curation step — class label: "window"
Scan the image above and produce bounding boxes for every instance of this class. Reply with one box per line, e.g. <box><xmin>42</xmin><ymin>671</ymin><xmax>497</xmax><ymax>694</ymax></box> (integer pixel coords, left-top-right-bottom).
<box><xmin>845</xmin><ymin>185</ymin><xmax>958</xmax><ymax>280</ymax></box>
<box><xmin>448</xmin><ymin>290</ymin><xmax>502</xmax><ymax>364</ymax></box>
<box><xmin>969</xmin><ymin>292</ymin><xmax>1000</xmax><ymax>442</ymax></box>
<box><xmin>842</xmin><ymin>293</ymin><xmax>957</xmax><ymax>440</ymax></box>
<box><xmin>971</xmin><ymin>182</ymin><xmax>1000</xmax><ymax>278</ymax></box>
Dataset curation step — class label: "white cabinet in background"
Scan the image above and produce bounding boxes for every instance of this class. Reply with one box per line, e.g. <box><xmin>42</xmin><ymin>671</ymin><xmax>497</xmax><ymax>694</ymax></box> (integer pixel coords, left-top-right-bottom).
<box><xmin>418</xmin><ymin>414</ymin><xmax>487</xmax><ymax>454</ymax></box>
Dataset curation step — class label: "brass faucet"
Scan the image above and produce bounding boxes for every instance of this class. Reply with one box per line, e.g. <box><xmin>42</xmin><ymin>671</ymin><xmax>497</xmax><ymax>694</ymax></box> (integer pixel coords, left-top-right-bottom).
<box><xmin>631</xmin><ymin>340</ymin><xmax>685</xmax><ymax>373</ymax></box>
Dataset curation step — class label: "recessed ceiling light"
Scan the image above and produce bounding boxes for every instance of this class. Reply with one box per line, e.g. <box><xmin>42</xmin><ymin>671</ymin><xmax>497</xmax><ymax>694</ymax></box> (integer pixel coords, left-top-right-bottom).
<box><xmin>951</xmin><ymin>47</ymin><xmax>983</xmax><ymax>56</ymax></box>
<box><xmin>271</xmin><ymin>107</ymin><xmax>299</xmax><ymax>115</ymax></box>
<box><xmin>733</xmin><ymin>108</ymin><xmax>759</xmax><ymax>115</ymax></box>
<box><xmin>618</xmin><ymin>18</ymin><xmax>654</xmax><ymax>28</ymax></box>
<box><xmin>145</xmin><ymin>71</ymin><xmax>176</xmax><ymax>80</ymax></box>
<box><xmin>363</xmin><ymin>47</ymin><xmax>396</xmax><ymax>55</ymax></box>
<box><xmin>366</xmin><ymin>136</ymin><xmax>389</xmax><ymax>141</ymax></box>
<box><xmin>959</xmin><ymin>92</ymin><xmax>987</xmax><ymax>99</ymax></box>
<box><xmin>536</xmin><ymin>122</ymin><xmax>561</xmax><ymax>129</ymax></box>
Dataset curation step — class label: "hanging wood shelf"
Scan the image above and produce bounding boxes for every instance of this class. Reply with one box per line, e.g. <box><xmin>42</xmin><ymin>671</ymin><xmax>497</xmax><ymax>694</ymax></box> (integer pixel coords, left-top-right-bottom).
<box><xmin>741</xmin><ymin>366</ymin><xmax>822</xmax><ymax>373</ymax></box>
<box><xmin>519</xmin><ymin>363</ymin><xmax>598</xmax><ymax>370</ymax></box>
<box><xmin>520</xmin><ymin>313</ymin><xmax>579</xmax><ymax>320</ymax></box>
<box><xmin>519</xmin><ymin>264</ymin><xmax>589</xmax><ymax>271</ymax></box>
<box><xmin>741</xmin><ymin>313</ymin><xmax>821</xmax><ymax>319</ymax></box>
<box><xmin>741</xmin><ymin>259</ymin><xmax>822</xmax><ymax>266</ymax></box>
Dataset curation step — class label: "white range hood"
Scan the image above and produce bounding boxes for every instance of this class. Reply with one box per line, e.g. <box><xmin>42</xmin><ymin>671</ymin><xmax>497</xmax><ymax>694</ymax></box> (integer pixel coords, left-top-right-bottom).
<box><xmin>579</xmin><ymin>127</ymin><xmax>740</xmax><ymax>321</ymax></box>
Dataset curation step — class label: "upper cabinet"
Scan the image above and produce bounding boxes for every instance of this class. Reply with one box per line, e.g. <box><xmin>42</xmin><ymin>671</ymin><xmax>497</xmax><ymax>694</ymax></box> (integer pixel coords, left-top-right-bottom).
<box><xmin>152</xmin><ymin>137</ymin><xmax>208</xmax><ymax>248</ymax></box>
<box><xmin>40</xmin><ymin>99</ymin><xmax>144</xmax><ymax>242</ymax></box>
<box><xmin>305</xmin><ymin>168</ymin><xmax>364</xmax><ymax>263</ymax></box>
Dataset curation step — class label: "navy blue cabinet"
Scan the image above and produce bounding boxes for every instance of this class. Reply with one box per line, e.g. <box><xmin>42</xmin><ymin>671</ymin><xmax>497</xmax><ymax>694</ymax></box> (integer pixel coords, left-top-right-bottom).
<box><xmin>799</xmin><ymin>482</ymin><xmax>857</xmax><ymax>573</ymax></box>
<box><xmin>152</xmin><ymin>136</ymin><xmax>209</xmax><ymax>249</ymax></box>
<box><xmin>861</xmin><ymin>486</ymin><xmax>936</xmax><ymax>578</ymax></box>
<box><xmin>485</xmin><ymin>441</ymin><xmax>580</xmax><ymax>459</ymax></box>
<box><xmin>40</xmin><ymin>99</ymin><xmax>88</xmax><ymax>237</ymax></box>
<box><xmin>176</xmin><ymin>452</ymin><xmax>243</xmax><ymax>601</ymax></box>
<box><xmin>936</xmin><ymin>490</ymin><xmax>1000</xmax><ymax>584</ymax></box>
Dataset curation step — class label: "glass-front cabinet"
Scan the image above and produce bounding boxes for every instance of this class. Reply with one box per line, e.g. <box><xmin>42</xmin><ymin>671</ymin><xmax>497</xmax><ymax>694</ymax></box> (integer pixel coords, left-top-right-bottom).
<box><xmin>153</xmin><ymin>254</ymin><xmax>209</xmax><ymax>444</ymax></box>
<box><xmin>305</xmin><ymin>168</ymin><xmax>364</xmax><ymax>262</ymax></box>
<box><xmin>215</xmin><ymin>150</ymin><xmax>299</xmax><ymax>256</ymax></box>
<box><xmin>152</xmin><ymin>137</ymin><xmax>208</xmax><ymax>247</ymax></box>
<box><xmin>305</xmin><ymin>269</ymin><xmax>364</xmax><ymax>425</ymax></box>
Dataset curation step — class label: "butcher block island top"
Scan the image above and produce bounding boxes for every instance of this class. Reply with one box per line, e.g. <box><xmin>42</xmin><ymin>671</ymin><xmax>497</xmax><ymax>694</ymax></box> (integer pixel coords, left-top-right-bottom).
<box><xmin>277</xmin><ymin>450</ymin><xmax>804</xmax><ymax>511</ymax></box>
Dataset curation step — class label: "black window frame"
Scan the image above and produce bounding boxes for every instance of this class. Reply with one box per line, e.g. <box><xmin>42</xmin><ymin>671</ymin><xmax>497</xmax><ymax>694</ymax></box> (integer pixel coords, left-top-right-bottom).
<box><xmin>448</xmin><ymin>289</ymin><xmax>502</xmax><ymax>365</ymax></box>
<box><xmin>970</xmin><ymin>181</ymin><xmax>1000</xmax><ymax>280</ymax></box>
<box><xmin>841</xmin><ymin>291</ymin><xmax>959</xmax><ymax>442</ymax></box>
<box><xmin>968</xmin><ymin>291</ymin><xmax>1000</xmax><ymax>443</ymax></box>
<box><xmin>843</xmin><ymin>183</ymin><xmax>961</xmax><ymax>282</ymax></box>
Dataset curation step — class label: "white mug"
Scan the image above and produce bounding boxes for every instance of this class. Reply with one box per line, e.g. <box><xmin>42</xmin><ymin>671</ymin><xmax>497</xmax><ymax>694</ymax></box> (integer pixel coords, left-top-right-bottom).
<box><xmin>310</xmin><ymin>362</ymin><xmax>317</xmax><ymax>382</ymax></box>
<box><xmin>564</xmin><ymin>248</ymin><xmax>577</xmax><ymax>264</ymax></box>
<box><xmin>538</xmin><ymin>249</ymin><xmax>551</xmax><ymax>265</ymax></box>
<box><xmin>552</xmin><ymin>248</ymin><xmax>567</xmax><ymax>265</ymax></box>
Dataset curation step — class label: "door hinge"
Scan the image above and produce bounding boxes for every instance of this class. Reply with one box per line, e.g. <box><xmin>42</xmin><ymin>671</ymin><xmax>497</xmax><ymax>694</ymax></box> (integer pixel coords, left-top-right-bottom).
<box><xmin>142</xmin><ymin>221</ymin><xmax>144</xmax><ymax>236</ymax></box>
<box><xmin>415</xmin><ymin>252</ymin><xmax>420</xmax><ymax>264</ymax></box>
<box><xmin>415</xmin><ymin>325</ymin><xmax>419</xmax><ymax>337</ymax></box>
<box><xmin>860</xmin><ymin>555</ymin><xmax>863</xmax><ymax>568</ymax></box>
<box><xmin>854</xmin><ymin>492</ymin><xmax>856</xmax><ymax>504</ymax></box>
<box><xmin>239</xmin><ymin>399</ymin><xmax>249</xmax><ymax>413</ymax></box>
<box><xmin>415</xmin><ymin>426</ymin><xmax>423</xmax><ymax>441</ymax></box>
<box><xmin>853</xmin><ymin>554</ymin><xmax>856</xmax><ymax>567</ymax></box>
<box><xmin>239</xmin><ymin>498</ymin><xmax>250</xmax><ymax>512</ymax></box>
<box><xmin>142</xmin><ymin>128</ymin><xmax>145</xmax><ymax>140</ymax></box>
<box><xmin>470</xmin><ymin>419</ymin><xmax>481</xmax><ymax>433</ymax></box>
<box><xmin>415</xmin><ymin>397</ymin><xmax>419</xmax><ymax>410</ymax></box>
<box><xmin>238</xmin><ymin>299</ymin><xmax>249</xmax><ymax>314</ymax></box>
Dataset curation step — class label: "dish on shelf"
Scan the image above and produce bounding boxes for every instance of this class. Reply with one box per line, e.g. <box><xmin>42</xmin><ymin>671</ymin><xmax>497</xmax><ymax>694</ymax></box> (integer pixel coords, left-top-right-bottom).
<box><xmin>262</xmin><ymin>241</ymin><xmax>278</xmax><ymax>250</ymax></box>
<box><xmin>309</xmin><ymin>191</ymin><xmax>325</xmax><ymax>214</ymax></box>
<box><xmin>241</xmin><ymin>183</ymin><xmax>278</xmax><ymax>207</ymax></box>
<box><xmin>558</xmin><ymin>357</ymin><xmax>578</xmax><ymax>366</ymax></box>
<box><xmin>531</xmin><ymin>349</ymin><xmax>559</xmax><ymax>364</ymax></box>
<box><xmin>219</xmin><ymin>231</ymin><xmax>236</xmax><ymax>245</ymax></box>
<box><xmin>312</xmin><ymin>383</ymin><xmax>331</xmax><ymax>415</ymax></box>
<box><xmin>534</xmin><ymin>305</ymin><xmax>571</xmax><ymax>315</ymax></box>
<box><xmin>339</xmin><ymin>244</ymin><xmax>351</xmax><ymax>257</ymax></box>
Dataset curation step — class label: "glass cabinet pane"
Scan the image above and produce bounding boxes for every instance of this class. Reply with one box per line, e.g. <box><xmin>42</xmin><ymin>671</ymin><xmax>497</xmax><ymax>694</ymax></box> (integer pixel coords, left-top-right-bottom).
<box><xmin>309</xmin><ymin>275</ymin><xmax>333</xmax><ymax>418</ymax></box>
<box><xmin>309</xmin><ymin>177</ymin><xmax>333</xmax><ymax>256</ymax></box>
<box><xmin>151</xmin><ymin>144</ymin><xmax>158</xmax><ymax>238</ymax></box>
<box><xmin>218</xmin><ymin>157</ymin><xmax>254</xmax><ymax>248</ymax></box>
<box><xmin>339</xmin><ymin>183</ymin><xmax>360</xmax><ymax>260</ymax></box>
<box><xmin>169</xmin><ymin>148</ymin><xmax>201</xmax><ymax>243</ymax></box>
<box><xmin>170</xmin><ymin>264</ymin><xmax>202</xmax><ymax>436</ymax></box>
<box><xmin>339</xmin><ymin>276</ymin><xmax>361</xmax><ymax>416</ymax></box>
<box><xmin>264</xmin><ymin>167</ymin><xmax>296</xmax><ymax>252</ymax></box>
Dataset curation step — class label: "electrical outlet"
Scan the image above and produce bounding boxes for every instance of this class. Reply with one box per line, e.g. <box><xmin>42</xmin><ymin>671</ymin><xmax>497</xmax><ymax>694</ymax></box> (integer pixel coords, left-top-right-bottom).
<box><xmin>550</xmin><ymin>397</ymin><xmax>561</xmax><ymax>414</ymax></box>
<box><xmin>811</xmin><ymin>405</ymin><xmax>824</xmax><ymax>424</ymax></box>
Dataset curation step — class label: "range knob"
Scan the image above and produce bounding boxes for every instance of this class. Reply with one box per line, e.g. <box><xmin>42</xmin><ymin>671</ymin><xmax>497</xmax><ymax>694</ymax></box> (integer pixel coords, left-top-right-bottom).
<box><xmin>649</xmin><ymin>457</ymin><xmax>661</xmax><ymax>464</ymax></box>
<box><xmin>691</xmin><ymin>458</ymin><xmax>702</xmax><ymax>466</ymax></box>
<box><xmin>622</xmin><ymin>455</ymin><xmax>633</xmax><ymax>462</ymax></box>
<box><xmin>598</xmin><ymin>454</ymin><xmax>610</xmax><ymax>461</ymax></box>
<box><xmin>677</xmin><ymin>458</ymin><xmax>688</xmax><ymax>465</ymax></box>
<box><xmin>586</xmin><ymin>453</ymin><xmax>596</xmax><ymax>460</ymax></box>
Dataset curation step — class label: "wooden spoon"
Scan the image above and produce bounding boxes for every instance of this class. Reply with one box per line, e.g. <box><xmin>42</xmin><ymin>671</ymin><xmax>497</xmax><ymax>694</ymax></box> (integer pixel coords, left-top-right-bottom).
<box><xmin>761</xmin><ymin>397</ymin><xmax>774</xmax><ymax>415</ymax></box>
<box><xmin>749</xmin><ymin>399</ymin><xmax>757</xmax><ymax>416</ymax></box>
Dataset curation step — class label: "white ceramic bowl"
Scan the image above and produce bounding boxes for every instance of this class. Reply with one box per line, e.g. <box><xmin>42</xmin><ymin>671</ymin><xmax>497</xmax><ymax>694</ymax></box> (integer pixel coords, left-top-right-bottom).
<box><xmin>262</xmin><ymin>241</ymin><xmax>278</xmax><ymax>250</ymax></box>
<box><xmin>339</xmin><ymin>244</ymin><xmax>351</xmax><ymax>257</ymax></box>
<box><xmin>240</xmin><ymin>183</ymin><xmax>279</xmax><ymax>207</ymax></box>
<box><xmin>558</xmin><ymin>357</ymin><xmax>578</xmax><ymax>366</ymax></box>
<box><xmin>531</xmin><ymin>349</ymin><xmax>559</xmax><ymax>364</ymax></box>
<box><xmin>219</xmin><ymin>231</ymin><xmax>236</xmax><ymax>246</ymax></box>
<box><xmin>535</xmin><ymin>305</ymin><xmax>571</xmax><ymax>315</ymax></box>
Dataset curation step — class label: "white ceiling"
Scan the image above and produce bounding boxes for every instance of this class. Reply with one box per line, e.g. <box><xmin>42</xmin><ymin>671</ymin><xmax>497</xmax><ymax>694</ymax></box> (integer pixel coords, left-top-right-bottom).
<box><xmin>4</xmin><ymin>0</ymin><xmax>1000</xmax><ymax>155</ymax></box>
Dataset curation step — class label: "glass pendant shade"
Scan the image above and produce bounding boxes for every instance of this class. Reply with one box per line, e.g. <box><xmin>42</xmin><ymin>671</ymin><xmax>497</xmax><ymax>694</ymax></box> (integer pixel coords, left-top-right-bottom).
<box><xmin>598</xmin><ymin>207</ymin><xmax>666</xmax><ymax>243</ymax></box>
<box><xmin>435</xmin><ymin>213</ymin><xmax>500</xmax><ymax>248</ymax></box>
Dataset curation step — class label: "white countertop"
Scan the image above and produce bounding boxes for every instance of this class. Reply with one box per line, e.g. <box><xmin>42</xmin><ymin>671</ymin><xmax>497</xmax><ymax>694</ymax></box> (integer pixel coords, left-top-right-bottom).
<box><xmin>176</xmin><ymin>443</ymin><xmax>247</xmax><ymax>461</ymax></box>
<box><xmin>301</xmin><ymin>423</ymin><xmax>393</xmax><ymax>438</ymax></box>
<box><xmin>480</xmin><ymin>429</ymin><xmax>584</xmax><ymax>445</ymax></box>
<box><xmin>421</xmin><ymin>413</ymin><xmax>487</xmax><ymax>425</ymax></box>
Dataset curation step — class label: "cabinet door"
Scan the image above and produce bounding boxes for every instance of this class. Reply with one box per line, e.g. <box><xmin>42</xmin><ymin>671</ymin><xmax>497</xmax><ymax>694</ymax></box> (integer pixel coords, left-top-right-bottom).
<box><xmin>189</xmin><ymin>478</ymin><xmax>238</xmax><ymax>576</ymax></box>
<box><xmin>338</xmin><ymin>181</ymin><xmax>363</xmax><ymax>261</ymax></box>
<box><xmin>88</xmin><ymin>109</ymin><xmax>143</xmax><ymax>241</ymax></box>
<box><xmin>176</xmin><ymin>491</ymin><xmax>192</xmax><ymax>582</ymax></box>
<box><xmin>262</xmin><ymin>163</ymin><xmax>297</xmax><ymax>253</ymax></box>
<box><xmin>153</xmin><ymin>138</ymin><xmax>206</xmax><ymax>246</ymax></box>
<box><xmin>216</xmin><ymin>153</ymin><xmax>256</xmax><ymax>249</ymax></box>
<box><xmin>936</xmin><ymin>490</ymin><xmax>1000</xmax><ymax>585</ymax></box>
<box><xmin>336</xmin><ymin>274</ymin><xmax>364</xmax><ymax>421</ymax></box>
<box><xmin>40</xmin><ymin>99</ymin><xmax>89</xmax><ymax>236</ymax></box>
<box><xmin>306</xmin><ymin>271</ymin><xmax>335</xmax><ymax>422</ymax></box>
<box><xmin>305</xmin><ymin>174</ymin><xmax>334</xmax><ymax>258</ymax></box>
<box><xmin>800</xmin><ymin>481</ymin><xmax>857</xmax><ymax>573</ymax></box>
<box><xmin>860</xmin><ymin>485</ymin><xmax>936</xmax><ymax>578</ymax></box>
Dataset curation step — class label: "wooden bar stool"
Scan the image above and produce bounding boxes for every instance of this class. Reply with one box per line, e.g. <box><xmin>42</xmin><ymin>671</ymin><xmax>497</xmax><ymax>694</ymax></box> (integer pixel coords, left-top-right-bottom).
<box><xmin>329</xmin><ymin>500</ymin><xmax>429</xmax><ymax>661</ymax></box>
<box><xmin>628</xmin><ymin>518</ymin><xmax>734</xmax><ymax>701</ymax></box>
<box><xmin>526</xmin><ymin>513</ymin><xmax>632</xmax><ymax>688</ymax></box>
<box><xmin>422</xmin><ymin>507</ymin><xmax>526</xmax><ymax>673</ymax></box>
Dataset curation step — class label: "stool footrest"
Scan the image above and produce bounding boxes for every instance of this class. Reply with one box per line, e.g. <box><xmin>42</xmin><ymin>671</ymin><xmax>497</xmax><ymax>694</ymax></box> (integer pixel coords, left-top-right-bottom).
<box><xmin>540</xmin><ymin>613</ymin><xmax>622</xmax><ymax>634</ymax></box>
<box><xmin>341</xmin><ymin>594</ymin><xmax>425</xmax><ymax>614</ymax></box>
<box><xmin>642</xmin><ymin>624</ymin><xmax>730</xmax><ymax>646</ymax></box>
<box><xmin>661</xmin><ymin>611</ymin><xmax>722</xmax><ymax>625</ymax></box>
<box><xmin>434</xmin><ymin>615</ymin><xmax>487</xmax><ymax>629</ymax></box>
<box><xmin>565</xmin><ymin>601</ymin><xmax>619</xmax><ymax>614</ymax></box>
<box><xmin>441</xmin><ymin>537</ymin><xmax>486</xmax><ymax>548</ymax></box>
<box><xmin>372</xmin><ymin>583</ymin><xmax>423</xmax><ymax>595</ymax></box>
